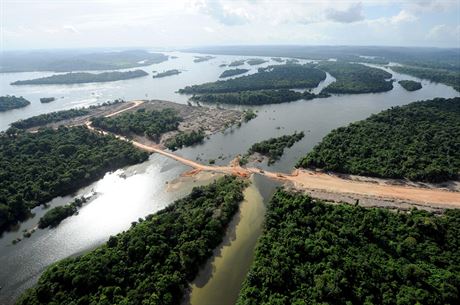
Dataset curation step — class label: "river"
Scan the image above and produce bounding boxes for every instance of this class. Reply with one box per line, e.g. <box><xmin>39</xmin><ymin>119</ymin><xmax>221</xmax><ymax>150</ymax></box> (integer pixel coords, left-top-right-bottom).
<box><xmin>0</xmin><ymin>51</ymin><xmax>458</xmax><ymax>304</ymax></box>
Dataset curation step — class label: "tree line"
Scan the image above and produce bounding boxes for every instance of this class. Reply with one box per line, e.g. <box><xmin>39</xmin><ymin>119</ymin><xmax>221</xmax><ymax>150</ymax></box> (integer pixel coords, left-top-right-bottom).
<box><xmin>0</xmin><ymin>126</ymin><xmax>148</xmax><ymax>234</ymax></box>
<box><xmin>11</xmin><ymin>70</ymin><xmax>148</xmax><ymax>85</ymax></box>
<box><xmin>0</xmin><ymin>95</ymin><xmax>31</xmax><ymax>112</ymax></box>
<box><xmin>17</xmin><ymin>176</ymin><xmax>246</xmax><ymax>305</ymax></box>
<box><xmin>237</xmin><ymin>189</ymin><xmax>460</xmax><ymax>305</ymax></box>
<box><xmin>298</xmin><ymin>97</ymin><xmax>460</xmax><ymax>182</ymax></box>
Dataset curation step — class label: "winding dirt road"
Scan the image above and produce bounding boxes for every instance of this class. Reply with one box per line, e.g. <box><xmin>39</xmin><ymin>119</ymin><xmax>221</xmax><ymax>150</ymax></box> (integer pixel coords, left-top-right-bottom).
<box><xmin>88</xmin><ymin>100</ymin><xmax>460</xmax><ymax>208</ymax></box>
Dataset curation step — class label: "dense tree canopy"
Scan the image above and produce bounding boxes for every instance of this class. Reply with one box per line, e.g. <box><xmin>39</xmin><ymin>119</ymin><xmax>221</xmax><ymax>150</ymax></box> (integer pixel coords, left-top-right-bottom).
<box><xmin>152</xmin><ymin>70</ymin><xmax>181</xmax><ymax>78</ymax></box>
<box><xmin>319</xmin><ymin>62</ymin><xmax>393</xmax><ymax>94</ymax></box>
<box><xmin>10</xmin><ymin>108</ymin><xmax>90</xmax><ymax>129</ymax></box>
<box><xmin>0</xmin><ymin>126</ymin><xmax>148</xmax><ymax>234</ymax></box>
<box><xmin>11</xmin><ymin>70</ymin><xmax>148</xmax><ymax>85</ymax></box>
<box><xmin>0</xmin><ymin>95</ymin><xmax>31</xmax><ymax>112</ymax></box>
<box><xmin>39</xmin><ymin>97</ymin><xmax>56</xmax><ymax>103</ymax></box>
<box><xmin>237</xmin><ymin>189</ymin><xmax>460</xmax><ymax>305</ymax></box>
<box><xmin>298</xmin><ymin>97</ymin><xmax>460</xmax><ymax>182</ymax></box>
<box><xmin>219</xmin><ymin>68</ymin><xmax>249</xmax><ymax>78</ymax></box>
<box><xmin>228</xmin><ymin>60</ymin><xmax>246</xmax><ymax>67</ymax></box>
<box><xmin>246</xmin><ymin>58</ymin><xmax>268</xmax><ymax>66</ymax></box>
<box><xmin>179</xmin><ymin>64</ymin><xmax>326</xmax><ymax>94</ymax></box>
<box><xmin>190</xmin><ymin>89</ymin><xmax>328</xmax><ymax>106</ymax></box>
<box><xmin>38</xmin><ymin>196</ymin><xmax>87</xmax><ymax>229</ymax></box>
<box><xmin>242</xmin><ymin>132</ymin><xmax>304</xmax><ymax>165</ymax></box>
<box><xmin>91</xmin><ymin>108</ymin><xmax>182</xmax><ymax>142</ymax></box>
<box><xmin>392</xmin><ymin>65</ymin><xmax>460</xmax><ymax>92</ymax></box>
<box><xmin>398</xmin><ymin>80</ymin><xmax>422</xmax><ymax>91</ymax></box>
<box><xmin>17</xmin><ymin>176</ymin><xmax>246</xmax><ymax>305</ymax></box>
<box><xmin>164</xmin><ymin>130</ymin><xmax>205</xmax><ymax>151</ymax></box>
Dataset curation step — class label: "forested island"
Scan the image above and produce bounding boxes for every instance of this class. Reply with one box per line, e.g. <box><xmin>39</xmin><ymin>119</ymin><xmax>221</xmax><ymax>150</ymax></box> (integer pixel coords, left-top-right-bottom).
<box><xmin>319</xmin><ymin>61</ymin><xmax>394</xmax><ymax>94</ymax></box>
<box><xmin>246</xmin><ymin>58</ymin><xmax>267</xmax><ymax>65</ymax></box>
<box><xmin>298</xmin><ymin>97</ymin><xmax>460</xmax><ymax>182</ymax></box>
<box><xmin>38</xmin><ymin>196</ymin><xmax>87</xmax><ymax>229</ymax></box>
<box><xmin>271</xmin><ymin>57</ymin><xmax>284</xmax><ymax>63</ymax></box>
<box><xmin>241</xmin><ymin>132</ymin><xmax>304</xmax><ymax>165</ymax></box>
<box><xmin>10</xmin><ymin>108</ymin><xmax>90</xmax><ymax>129</ymax></box>
<box><xmin>193</xmin><ymin>56</ymin><xmax>215</xmax><ymax>63</ymax></box>
<box><xmin>91</xmin><ymin>108</ymin><xmax>182</xmax><ymax>142</ymax></box>
<box><xmin>0</xmin><ymin>127</ymin><xmax>148</xmax><ymax>234</ymax></box>
<box><xmin>1</xmin><ymin>50</ymin><xmax>168</xmax><ymax>72</ymax></box>
<box><xmin>165</xmin><ymin>130</ymin><xmax>205</xmax><ymax>151</ymax></box>
<box><xmin>152</xmin><ymin>69</ymin><xmax>181</xmax><ymax>78</ymax></box>
<box><xmin>228</xmin><ymin>59</ymin><xmax>246</xmax><ymax>67</ymax></box>
<box><xmin>237</xmin><ymin>189</ymin><xmax>460</xmax><ymax>305</ymax></box>
<box><xmin>398</xmin><ymin>80</ymin><xmax>422</xmax><ymax>91</ymax></box>
<box><xmin>17</xmin><ymin>176</ymin><xmax>246</xmax><ymax>305</ymax></box>
<box><xmin>179</xmin><ymin>64</ymin><xmax>326</xmax><ymax>94</ymax></box>
<box><xmin>190</xmin><ymin>89</ymin><xmax>328</xmax><ymax>106</ymax></box>
<box><xmin>11</xmin><ymin>70</ymin><xmax>148</xmax><ymax>85</ymax></box>
<box><xmin>0</xmin><ymin>96</ymin><xmax>31</xmax><ymax>112</ymax></box>
<box><xmin>39</xmin><ymin>97</ymin><xmax>56</xmax><ymax>103</ymax></box>
<box><xmin>392</xmin><ymin>65</ymin><xmax>460</xmax><ymax>92</ymax></box>
<box><xmin>219</xmin><ymin>68</ymin><xmax>249</xmax><ymax>78</ymax></box>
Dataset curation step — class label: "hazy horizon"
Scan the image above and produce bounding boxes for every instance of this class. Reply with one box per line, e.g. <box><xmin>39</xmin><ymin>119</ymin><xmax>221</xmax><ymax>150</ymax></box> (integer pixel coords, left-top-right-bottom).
<box><xmin>2</xmin><ymin>0</ymin><xmax>460</xmax><ymax>51</ymax></box>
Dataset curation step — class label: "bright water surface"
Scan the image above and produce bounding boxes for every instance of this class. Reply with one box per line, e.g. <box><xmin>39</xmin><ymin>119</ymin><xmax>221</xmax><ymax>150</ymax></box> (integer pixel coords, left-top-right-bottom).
<box><xmin>0</xmin><ymin>51</ymin><xmax>458</xmax><ymax>304</ymax></box>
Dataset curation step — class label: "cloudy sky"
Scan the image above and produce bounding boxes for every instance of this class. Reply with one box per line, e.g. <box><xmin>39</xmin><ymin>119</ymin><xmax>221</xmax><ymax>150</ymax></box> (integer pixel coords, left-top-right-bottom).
<box><xmin>2</xmin><ymin>0</ymin><xmax>459</xmax><ymax>50</ymax></box>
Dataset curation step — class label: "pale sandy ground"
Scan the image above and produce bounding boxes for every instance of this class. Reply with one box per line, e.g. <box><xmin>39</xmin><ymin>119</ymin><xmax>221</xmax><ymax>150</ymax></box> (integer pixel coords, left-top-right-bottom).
<box><xmin>86</xmin><ymin>100</ymin><xmax>460</xmax><ymax>211</ymax></box>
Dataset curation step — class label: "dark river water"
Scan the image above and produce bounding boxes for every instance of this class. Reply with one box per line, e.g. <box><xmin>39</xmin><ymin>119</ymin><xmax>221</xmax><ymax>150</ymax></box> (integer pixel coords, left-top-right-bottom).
<box><xmin>0</xmin><ymin>51</ymin><xmax>458</xmax><ymax>304</ymax></box>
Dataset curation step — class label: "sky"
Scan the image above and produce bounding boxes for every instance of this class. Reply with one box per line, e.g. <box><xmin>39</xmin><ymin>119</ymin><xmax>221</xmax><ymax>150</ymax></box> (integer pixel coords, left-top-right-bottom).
<box><xmin>1</xmin><ymin>0</ymin><xmax>459</xmax><ymax>50</ymax></box>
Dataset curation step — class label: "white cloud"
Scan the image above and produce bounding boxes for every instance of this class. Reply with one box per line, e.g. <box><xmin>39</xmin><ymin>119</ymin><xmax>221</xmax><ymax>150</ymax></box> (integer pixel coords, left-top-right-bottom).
<box><xmin>389</xmin><ymin>10</ymin><xmax>417</xmax><ymax>24</ymax></box>
<box><xmin>326</xmin><ymin>3</ymin><xmax>365</xmax><ymax>23</ymax></box>
<box><xmin>427</xmin><ymin>24</ymin><xmax>460</xmax><ymax>40</ymax></box>
<box><xmin>63</xmin><ymin>25</ymin><xmax>79</xmax><ymax>34</ymax></box>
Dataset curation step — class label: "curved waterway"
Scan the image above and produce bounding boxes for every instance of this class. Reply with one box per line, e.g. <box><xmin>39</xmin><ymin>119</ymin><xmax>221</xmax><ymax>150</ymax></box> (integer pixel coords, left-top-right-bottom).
<box><xmin>0</xmin><ymin>51</ymin><xmax>458</xmax><ymax>304</ymax></box>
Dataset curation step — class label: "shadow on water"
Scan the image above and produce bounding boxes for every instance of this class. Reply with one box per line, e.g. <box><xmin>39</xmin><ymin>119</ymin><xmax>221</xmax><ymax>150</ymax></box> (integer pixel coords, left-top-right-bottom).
<box><xmin>182</xmin><ymin>174</ymin><xmax>279</xmax><ymax>305</ymax></box>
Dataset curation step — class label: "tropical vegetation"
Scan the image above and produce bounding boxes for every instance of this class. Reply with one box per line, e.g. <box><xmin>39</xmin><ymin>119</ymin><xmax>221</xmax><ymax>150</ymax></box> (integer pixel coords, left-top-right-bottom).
<box><xmin>237</xmin><ymin>189</ymin><xmax>460</xmax><ymax>305</ymax></box>
<box><xmin>398</xmin><ymin>80</ymin><xmax>422</xmax><ymax>91</ymax></box>
<box><xmin>0</xmin><ymin>126</ymin><xmax>148</xmax><ymax>234</ymax></box>
<box><xmin>0</xmin><ymin>95</ymin><xmax>31</xmax><ymax>112</ymax></box>
<box><xmin>298</xmin><ymin>97</ymin><xmax>460</xmax><ymax>182</ymax></box>
<box><xmin>11</xmin><ymin>70</ymin><xmax>148</xmax><ymax>85</ymax></box>
<box><xmin>219</xmin><ymin>68</ymin><xmax>249</xmax><ymax>78</ymax></box>
<box><xmin>17</xmin><ymin>176</ymin><xmax>246</xmax><ymax>305</ymax></box>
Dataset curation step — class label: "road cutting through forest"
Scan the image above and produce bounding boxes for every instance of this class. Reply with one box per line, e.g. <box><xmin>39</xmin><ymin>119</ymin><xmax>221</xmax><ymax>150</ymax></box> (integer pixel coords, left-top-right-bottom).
<box><xmin>88</xmin><ymin>100</ymin><xmax>460</xmax><ymax>208</ymax></box>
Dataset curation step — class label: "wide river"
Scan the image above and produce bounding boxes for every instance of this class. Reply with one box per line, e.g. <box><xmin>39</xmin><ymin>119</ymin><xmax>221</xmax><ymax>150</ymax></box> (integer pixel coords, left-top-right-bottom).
<box><xmin>0</xmin><ymin>51</ymin><xmax>458</xmax><ymax>304</ymax></box>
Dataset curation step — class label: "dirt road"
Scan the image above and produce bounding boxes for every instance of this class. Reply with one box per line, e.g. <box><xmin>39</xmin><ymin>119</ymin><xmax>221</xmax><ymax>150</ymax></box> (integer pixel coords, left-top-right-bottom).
<box><xmin>87</xmin><ymin>101</ymin><xmax>460</xmax><ymax>209</ymax></box>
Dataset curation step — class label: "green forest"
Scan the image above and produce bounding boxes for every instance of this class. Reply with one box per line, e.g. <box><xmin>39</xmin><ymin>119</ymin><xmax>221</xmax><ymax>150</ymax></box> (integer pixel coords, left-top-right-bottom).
<box><xmin>152</xmin><ymin>69</ymin><xmax>181</xmax><ymax>78</ymax></box>
<box><xmin>11</xmin><ymin>70</ymin><xmax>148</xmax><ymax>85</ymax></box>
<box><xmin>242</xmin><ymin>132</ymin><xmax>304</xmax><ymax>165</ymax></box>
<box><xmin>392</xmin><ymin>65</ymin><xmax>460</xmax><ymax>92</ymax></box>
<box><xmin>39</xmin><ymin>97</ymin><xmax>56</xmax><ymax>103</ymax></box>
<box><xmin>237</xmin><ymin>189</ymin><xmax>460</xmax><ymax>305</ymax></box>
<box><xmin>10</xmin><ymin>108</ymin><xmax>90</xmax><ymax>129</ymax></box>
<box><xmin>319</xmin><ymin>62</ymin><xmax>394</xmax><ymax>94</ymax></box>
<box><xmin>219</xmin><ymin>68</ymin><xmax>249</xmax><ymax>78</ymax></box>
<box><xmin>0</xmin><ymin>95</ymin><xmax>31</xmax><ymax>112</ymax></box>
<box><xmin>228</xmin><ymin>59</ymin><xmax>246</xmax><ymax>67</ymax></box>
<box><xmin>17</xmin><ymin>176</ymin><xmax>246</xmax><ymax>305</ymax></box>
<box><xmin>179</xmin><ymin>64</ymin><xmax>326</xmax><ymax>94</ymax></box>
<box><xmin>246</xmin><ymin>58</ymin><xmax>268</xmax><ymax>66</ymax></box>
<box><xmin>91</xmin><ymin>108</ymin><xmax>182</xmax><ymax>142</ymax></box>
<box><xmin>398</xmin><ymin>80</ymin><xmax>422</xmax><ymax>91</ymax></box>
<box><xmin>190</xmin><ymin>89</ymin><xmax>327</xmax><ymax>105</ymax></box>
<box><xmin>298</xmin><ymin>97</ymin><xmax>460</xmax><ymax>182</ymax></box>
<box><xmin>38</xmin><ymin>196</ymin><xmax>87</xmax><ymax>229</ymax></box>
<box><xmin>165</xmin><ymin>130</ymin><xmax>205</xmax><ymax>151</ymax></box>
<box><xmin>0</xmin><ymin>126</ymin><xmax>148</xmax><ymax>234</ymax></box>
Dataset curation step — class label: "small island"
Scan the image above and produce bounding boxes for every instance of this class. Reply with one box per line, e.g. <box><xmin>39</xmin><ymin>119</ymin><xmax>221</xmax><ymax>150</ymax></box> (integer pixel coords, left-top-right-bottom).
<box><xmin>38</xmin><ymin>197</ymin><xmax>87</xmax><ymax>229</ymax></box>
<box><xmin>0</xmin><ymin>95</ymin><xmax>31</xmax><ymax>112</ymax></box>
<box><xmin>11</xmin><ymin>69</ymin><xmax>148</xmax><ymax>85</ymax></box>
<box><xmin>246</xmin><ymin>58</ymin><xmax>268</xmax><ymax>66</ymax></box>
<box><xmin>228</xmin><ymin>59</ymin><xmax>246</xmax><ymax>67</ymax></box>
<box><xmin>219</xmin><ymin>68</ymin><xmax>249</xmax><ymax>78</ymax></box>
<box><xmin>40</xmin><ymin>97</ymin><xmax>56</xmax><ymax>103</ymax></box>
<box><xmin>271</xmin><ymin>57</ymin><xmax>284</xmax><ymax>63</ymax></box>
<box><xmin>193</xmin><ymin>56</ymin><xmax>215</xmax><ymax>63</ymax></box>
<box><xmin>241</xmin><ymin>132</ymin><xmax>304</xmax><ymax>165</ymax></box>
<box><xmin>190</xmin><ymin>89</ymin><xmax>328</xmax><ymax>106</ymax></box>
<box><xmin>398</xmin><ymin>80</ymin><xmax>422</xmax><ymax>91</ymax></box>
<box><xmin>152</xmin><ymin>69</ymin><xmax>182</xmax><ymax>78</ymax></box>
